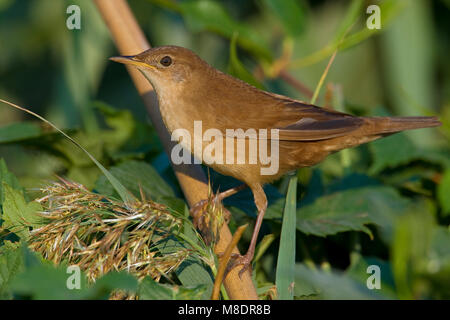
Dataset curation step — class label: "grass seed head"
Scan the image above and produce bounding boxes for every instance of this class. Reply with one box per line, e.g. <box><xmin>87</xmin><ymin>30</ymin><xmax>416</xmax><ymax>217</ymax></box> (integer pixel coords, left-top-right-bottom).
<box><xmin>30</xmin><ymin>179</ymin><xmax>191</xmax><ymax>282</ymax></box>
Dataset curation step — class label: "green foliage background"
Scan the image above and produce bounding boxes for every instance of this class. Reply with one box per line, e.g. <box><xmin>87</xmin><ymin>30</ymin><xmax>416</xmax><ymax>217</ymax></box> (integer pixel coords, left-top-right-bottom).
<box><xmin>0</xmin><ymin>0</ymin><xmax>449</xmax><ymax>299</ymax></box>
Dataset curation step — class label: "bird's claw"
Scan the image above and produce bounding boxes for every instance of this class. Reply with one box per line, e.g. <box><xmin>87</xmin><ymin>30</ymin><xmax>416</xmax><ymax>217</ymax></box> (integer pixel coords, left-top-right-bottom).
<box><xmin>221</xmin><ymin>252</ymin><xmax>253</xmax><ymax>279</ymax></box>
<box><xmin>189</xmin><ymin>199</ymin><xmax>208</xmax><ymax>229</ymax></box>
<box><xmin>190</xmin><ymin>196</ymin><xmax>231</xmax><ymax>246</ymax></box>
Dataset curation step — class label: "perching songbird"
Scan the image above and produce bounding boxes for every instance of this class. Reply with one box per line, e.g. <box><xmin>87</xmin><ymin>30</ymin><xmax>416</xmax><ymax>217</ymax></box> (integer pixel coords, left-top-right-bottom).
<box><xmin>111</xmin><ymin>46</ymin><xmax>441</xmax><ymax>276</ymax></box>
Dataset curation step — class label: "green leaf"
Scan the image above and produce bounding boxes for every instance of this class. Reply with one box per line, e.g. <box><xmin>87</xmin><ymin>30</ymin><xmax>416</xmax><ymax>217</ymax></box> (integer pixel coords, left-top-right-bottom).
<box><xmin>0</xmin><ymin>241</ymin><xmax>24</xmax><ymax>299</ymax></box>
<box><xmin>254</xmin><ymin>233</ymin><xmax>276</xmax><ymax>263</ymax></box>
<box><xmin>228</xmin><ymin>33</ymin><xmax>264</xmax><ymax>89</ymax></box>
<box><xmin>369</xmin><ymin>132</ymin><xmax>418</xmax><ymax>174</ymax></box>
<box><xmin>178</xmin><ymin>0</ymin><xmax>272</xmax><ymax>61</ymax></box>
<box><xmin>66</xmin><ymin>166</ymin><xmax>101</xmax><ymax>191</ymax></box>
<box><xmin>295</xmin><ymin>264</ymin><xmax>385</xmax><ymax>299</ymax></box>
<box><xmin>430</xmin><ymin>226</ymin><xmax>450</xmax><ymax>264</ymax></box>
<box><xmin>59</xmin><ymin>0</ymin><xmax>111</xmax><ymax>132</ymax></box>
<box><xmin>0</xmin><ymin>122</ymin><xmax>42</xmax><ymax>143</ymax></box>
<box><xmin>95</xmin><ymin>102</ymin><xmax>136</xmax><ymax>150</ymax></box>
<box><xmin>426</xmin><ymin>227</ymin><xmax>450</xmax><ymax>299</ymax></box>
<box><xmin>276</xmin><ymin>176</ymin><xmax>297</xmax><ymax>300</ymax></box>
<box><xmin>332</xmin><ymin>0</ymin><xmax>364</xmax><ymax>42</ymax></box>
<box><xmin>297</xmin><ymin>186</ymin><xmax>410</xmax><ymax>238</ymax></box>
<box><xmin>12</xmin><ymin>264</ymin><xmax>137</xmax><ymax>300</ymax></box>
<box><xmin>289</xmin><ymin>0</ymin><xmax>404</xmax><ymax>68</ymax></box>
<box><xmin>1</xmin><ymin>183</ymin><xmax>43</xmax><ymax>240</ymax></box>
<box><xmin>156</xmin><ymin>236</ymin><xmax>214</xmax><ymax>300</ymax></box>
<box><xmin>138</xmin><ymin>277</ymin><xmax>207</xmax><ymax>300</ymax></box>
<box><xmin>261</xmin><ymin>0</ymin><xmax>306</xmax><ymax>37</ymax></box>
<box><xmin>438</xmin><ymin>169</ymin><xmax>450</xmax><ymax>215</ymax></box>
<box><xmin>90</xmin><ymin>272</ymin><xmax>138</xmax><ymax>299</ymax></box>
<box><xmin>95</xmin><ymin>101</ymin><xmax>161</xmax><ymax>157</ymax></box>
<box><xmin>0</xmin><ymin>99</ymin><xmax>136</xmax><ymax>205</ymax></box>
<box><xmin>53</xmin><ymin>131</ymin><xmax>104</xmax><ymax>167</ymax></box>
<box><xmin>9</xmin><ymin>246</ymin><xmax>138</xmax><ymax>300</ymax></box>
<box><xmin>346</xmin><ymin>254</ymin><xmax>397</xmax><ymax>298</ymax></box>
<box><xmin>95</xmin><ymin>160</ymin><xmax>175</xmax><ymax>202</ymax></box>
<box><xmin>391</xmin><ymin>208</ymin><xmax>435</xmax><ymax>299</ymax></box>
<box><xmin>0</xmin><ymin>158</ymin><xmax>23</xmax><ymax>205</ymax></box>
<box><xmin>11</xmin><ymin>261</ymin><xmax>89</xmax><ymax>300</ymax></box>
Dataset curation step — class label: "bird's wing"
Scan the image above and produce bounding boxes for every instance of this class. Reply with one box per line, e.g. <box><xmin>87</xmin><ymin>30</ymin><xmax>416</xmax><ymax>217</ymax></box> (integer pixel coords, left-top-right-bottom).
<box><xmin>277</xmin><ymin>117</ymin><xmax>364</xmax><ymax>141</ymax></box>
<box><xmin>221</xmin><ymin>98</ymin><xmax>364</xmax><ymax>141</ymax></box>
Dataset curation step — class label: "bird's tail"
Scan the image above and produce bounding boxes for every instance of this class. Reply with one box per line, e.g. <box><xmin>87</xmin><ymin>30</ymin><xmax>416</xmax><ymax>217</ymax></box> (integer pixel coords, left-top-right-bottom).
<box><xmin>365</xmin><ymin>116</ymin><xmax>441</xmax><ymax>135</ymax></box>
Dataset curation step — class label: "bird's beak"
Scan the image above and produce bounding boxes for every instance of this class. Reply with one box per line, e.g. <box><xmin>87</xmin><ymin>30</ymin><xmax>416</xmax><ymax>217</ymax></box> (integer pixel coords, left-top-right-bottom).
<box><xmin>109</xmin><ymin>55</ymin><xmax>154</xmax><ymax>69</ymax></box>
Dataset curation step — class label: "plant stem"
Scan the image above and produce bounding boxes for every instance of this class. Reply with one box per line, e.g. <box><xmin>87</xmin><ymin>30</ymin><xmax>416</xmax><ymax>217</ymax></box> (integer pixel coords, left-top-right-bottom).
<box><xmin>211</xmin><ymin>224</ymin><xmax>248</xmax><ymax>300</ymax></box>
<box><xmin>94</xmin><ymin>0</ymin><xmax>258</xmax><ymax>299</ymax></box>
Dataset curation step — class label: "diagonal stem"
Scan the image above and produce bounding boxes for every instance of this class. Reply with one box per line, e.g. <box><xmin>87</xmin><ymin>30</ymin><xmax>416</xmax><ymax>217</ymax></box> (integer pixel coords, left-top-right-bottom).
<box><xmin>211</xmin><ymin>224</ymin><xmax>248</xmax><ymax>300</ymax></box>
<box><xmin>94</xmin><ymin>0</ymin><xmax>258</xmax><ymax>300</ymax></box>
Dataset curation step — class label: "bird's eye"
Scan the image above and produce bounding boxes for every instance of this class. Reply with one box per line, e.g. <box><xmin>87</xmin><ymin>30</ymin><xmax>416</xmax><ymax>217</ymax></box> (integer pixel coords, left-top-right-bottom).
<box><xmin>160</xmin><ymin>56</ymin><xmax>172</xmax><ymax>67</ymax></box>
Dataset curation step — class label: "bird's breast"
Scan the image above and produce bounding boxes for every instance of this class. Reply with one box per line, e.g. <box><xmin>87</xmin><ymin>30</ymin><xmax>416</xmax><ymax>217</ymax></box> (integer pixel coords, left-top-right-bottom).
<box><xmin>157</xmin><ymin>90</ymin><xmax>205</xmax><ymax>160</ymax></box>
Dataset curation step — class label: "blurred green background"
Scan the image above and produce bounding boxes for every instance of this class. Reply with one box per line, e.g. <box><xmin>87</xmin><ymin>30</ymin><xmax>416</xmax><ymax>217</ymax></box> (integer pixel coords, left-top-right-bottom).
<box><xmin>0</xmin><ymin>0</ymin><xmax>449</xmax><ymax>299</ymax></box>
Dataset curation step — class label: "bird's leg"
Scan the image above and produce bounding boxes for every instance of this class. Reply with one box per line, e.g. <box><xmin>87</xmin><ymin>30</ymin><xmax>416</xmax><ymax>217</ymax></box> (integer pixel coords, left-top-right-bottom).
<box><xmin>216</xmin><ymin>184</ymin><xmax>248</xmax><ymax>201</ymax></box>
<box><xmin>227</xmin><ymin>184</ymin><xmax>267</xmax><ymax>278</ymax></box>
<box><xmin>190</xmin><ymin>184</ymin><xmax>247</xmax><ymax>226</ymax></box>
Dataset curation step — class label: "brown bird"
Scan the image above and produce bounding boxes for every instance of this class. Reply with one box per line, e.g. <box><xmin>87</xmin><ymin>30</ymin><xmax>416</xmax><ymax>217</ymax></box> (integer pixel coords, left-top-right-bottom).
<box><xmin>111</xmin><ymin>45</ymin><xmax>441</xmax><ymax>276</ymax></box>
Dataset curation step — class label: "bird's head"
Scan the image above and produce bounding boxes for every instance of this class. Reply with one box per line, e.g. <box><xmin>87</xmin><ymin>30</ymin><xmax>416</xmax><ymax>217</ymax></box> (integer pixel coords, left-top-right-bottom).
<box><xmin>110</xmin><ymin>45</ymin><xmax>206</xmax><ymax>91</ymax></box>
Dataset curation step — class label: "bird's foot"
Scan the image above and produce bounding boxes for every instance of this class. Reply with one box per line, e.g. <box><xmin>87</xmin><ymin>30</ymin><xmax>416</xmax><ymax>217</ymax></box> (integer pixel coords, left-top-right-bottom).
<box><xmin>219</xmin><ymin>252</ymin><xmax>253</xmax><ymax>279</ymax></box>
<box><xmin>189</xmin><ymin>196</ymin><xmax>231</xmax><ymax>245</ymax></box>
<box><xmin>189</xmin><ymin>199</ymin><xmax>208</xmax><ymax>230</ymax></box>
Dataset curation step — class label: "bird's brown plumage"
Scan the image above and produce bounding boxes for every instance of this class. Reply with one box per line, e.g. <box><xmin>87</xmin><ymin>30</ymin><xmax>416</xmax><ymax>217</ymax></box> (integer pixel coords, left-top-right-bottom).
<box><xmin>111</xmin><ymin>45</ymin><xmax>441</xmax><ymax>275</ymax></box>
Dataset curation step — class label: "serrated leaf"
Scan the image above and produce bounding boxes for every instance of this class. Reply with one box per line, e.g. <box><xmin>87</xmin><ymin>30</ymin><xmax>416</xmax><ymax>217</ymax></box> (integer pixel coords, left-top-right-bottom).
<box><xmin>95</xmin><ymin>101</ymin><xmax>160</xmax><ymax>157</ymax></box>
<box><xmin>1</xmin><ymin>183</ymin><xmax>43</xmax><ymax>240</ymax></box>
<box><xmin>95</xmin><ymin>160</ymin><xmax>174</xmax><ymax>202</ymax></box>
<box><xmin>297</xmin><ymin>190</ymin><xmax>371</xmax><ymax>237</ymax></box>
<box><xmin>297</xmin><ymin>186</ymin><xmax>410</xmax><ymax>238</ymax></box>
<box><xmin>369</xmin><ymin>132</ymin><xmax>418</xmax><ymax>174</ymax></box>
<box><xmin>156</xmin><ymin>236</ymin><xmax>214</xmax><ymax>300</ymax></box>
<box><xmin>95</xmin><ymin>101</ymin><xmax>136</xmax><ymax>151</ymax></box>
